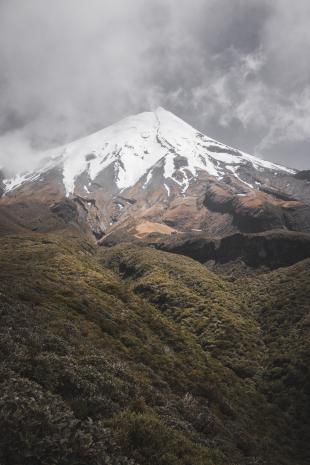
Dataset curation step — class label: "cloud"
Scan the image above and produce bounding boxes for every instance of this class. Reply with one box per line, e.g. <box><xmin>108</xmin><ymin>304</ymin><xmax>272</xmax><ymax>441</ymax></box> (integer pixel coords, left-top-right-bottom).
<box><xmin>0</xmin><ymin>0</ymin><xmax>309</xmax><ymax>173</ymax></box>
<box><xmin>254</xmin><ymin>88</ymin><xmax>310</xmax><ymax>153</ymax></box>
<box><xmin>0</xmin><ymin>129</ymin><xmax>42</xmax><ymax>175</ymax></box>
<box><xmin>185</xmin><ymin>1</ymin><xmax>310</xmax><ymax>166</ymax></box>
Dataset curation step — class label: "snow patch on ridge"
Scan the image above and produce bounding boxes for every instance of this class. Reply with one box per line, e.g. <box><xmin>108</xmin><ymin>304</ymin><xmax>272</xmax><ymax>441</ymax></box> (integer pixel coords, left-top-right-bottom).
<box><xmin>164</xmin><ymin>183</ymin><xmax>170</xmax><ymax>196</ymax></box>
<box><xmin>4</xmin><ymin>172</ymin><xmax>39</xmax><ymax>192</ymax></box>
<box><xmin>143</xmin><ymin>169</ymin><xmax>154</xmax><ymax>189</ymax></box>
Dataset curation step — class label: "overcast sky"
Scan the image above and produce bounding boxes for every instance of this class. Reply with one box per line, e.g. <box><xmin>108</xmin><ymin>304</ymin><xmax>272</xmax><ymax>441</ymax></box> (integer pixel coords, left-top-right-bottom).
<box><xmin>0</xmin><ymin>0</ymin><xmax>309</xmax><ymax>174</ymax></box>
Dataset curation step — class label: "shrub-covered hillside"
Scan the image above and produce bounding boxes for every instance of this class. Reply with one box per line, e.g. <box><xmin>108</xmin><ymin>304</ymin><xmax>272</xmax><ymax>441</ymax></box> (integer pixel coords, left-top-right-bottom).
<box><xmin>0</xmin><ymin>232</ymin><xmax>309</xmax><ymax>464</ymax></box>
<box><xmin>102</xmin><ymin>244</ymin><xmax>310</xmax><ymax>464</ymax></box>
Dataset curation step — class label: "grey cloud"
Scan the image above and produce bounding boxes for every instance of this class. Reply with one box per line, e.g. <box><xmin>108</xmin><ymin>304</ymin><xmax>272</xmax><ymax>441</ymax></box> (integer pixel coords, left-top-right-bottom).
<box><xmin>0</xmin><ymin>0</ymin><xmax>309</xmax><ymax>174</ymax></box>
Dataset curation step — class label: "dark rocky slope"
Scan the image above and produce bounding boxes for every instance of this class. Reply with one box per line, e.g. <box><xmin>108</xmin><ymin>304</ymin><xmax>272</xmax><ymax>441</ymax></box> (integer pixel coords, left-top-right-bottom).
<box><xmin>295</xmin><ymin>170</ymin><xmax>310</xmax><ymax>182</ymax></box>
<box><xmin>154</xmin><ymin>230</ymin><xmax>310</xmax><ymax>271</ymax></box>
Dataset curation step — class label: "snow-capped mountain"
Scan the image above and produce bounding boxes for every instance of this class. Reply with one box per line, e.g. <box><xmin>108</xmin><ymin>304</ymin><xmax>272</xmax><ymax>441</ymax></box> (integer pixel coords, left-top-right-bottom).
<box><xmin>3</xmin><ymin>107</ymin><xmax>294</xmax><ymax>196</ymax></box>
<box><xmin>1</xmin><ymin>107</ymin><xmax>310</xmax><ymax>239</ymax></box>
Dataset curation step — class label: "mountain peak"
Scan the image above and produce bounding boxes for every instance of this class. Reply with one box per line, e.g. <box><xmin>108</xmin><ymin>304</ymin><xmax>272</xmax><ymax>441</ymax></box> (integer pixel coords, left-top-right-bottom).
<box><xmin>154</xmin><ymin>106</ymin><xmax>183</xmax><ymax>120</ymax></box>
<box><xmin>154</xmin><ymin>106</ymin><xmax>174</xmax><ymax>115</ymax></box>
<box><xmin>2</xmin><ymin>108</ymin><xmax>310</xmax><ymax>242</ymax></box>
<box><xmin>3</xmin><ymin>108</ymin><xmax>295</xmax><ymax>198</ymax></box>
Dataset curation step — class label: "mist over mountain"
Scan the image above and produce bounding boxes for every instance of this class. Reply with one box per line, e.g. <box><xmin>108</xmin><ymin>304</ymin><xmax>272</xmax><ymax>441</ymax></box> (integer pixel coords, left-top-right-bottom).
<box><xmin>0</xmin><ymin>0</ymin><xmax>310</xmax><ymax>174</ymax></box>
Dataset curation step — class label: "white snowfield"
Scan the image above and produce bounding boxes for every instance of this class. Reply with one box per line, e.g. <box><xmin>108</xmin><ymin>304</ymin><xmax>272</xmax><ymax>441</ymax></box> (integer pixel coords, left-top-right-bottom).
<box><xmin>3</xmin><ymin>107</ymin><xmax>295</xmax><ymax>196</ymax></box>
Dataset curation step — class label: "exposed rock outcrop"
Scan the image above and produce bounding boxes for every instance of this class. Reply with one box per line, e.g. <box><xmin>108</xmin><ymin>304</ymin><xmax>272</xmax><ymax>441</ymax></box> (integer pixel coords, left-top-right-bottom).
<box><xmin>155</xmin><ymin>230</ymin><xmax>310</xmax><ymax>271</ymax></box>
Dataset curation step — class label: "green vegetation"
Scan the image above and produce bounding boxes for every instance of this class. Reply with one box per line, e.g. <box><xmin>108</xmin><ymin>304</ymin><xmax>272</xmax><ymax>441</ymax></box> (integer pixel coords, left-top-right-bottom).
<box><xmin>246</xmin><ymin>261</ymin><xmax>310</xmax><ymax>459</ymax></box>
<box><xmin>103</xmin><ymin>245</ymin><xmax>263</xmax><ymax>377</ymax></box>
<box><xmin>0</xmin><ymin>232</ymin><xmax>309</xmax><ymax>464</ymax></box>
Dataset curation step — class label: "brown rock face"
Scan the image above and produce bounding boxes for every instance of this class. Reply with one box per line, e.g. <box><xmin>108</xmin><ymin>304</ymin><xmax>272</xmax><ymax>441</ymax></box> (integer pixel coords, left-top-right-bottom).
<box><xmin>2</xmin><ymin>162</ymin><xmax>310</xmax><ymax>241</ymax></box>
<box><xmin>203</xmin><ymin>182</ymin><xmax>310</xmax><ymax>234</ymax></box>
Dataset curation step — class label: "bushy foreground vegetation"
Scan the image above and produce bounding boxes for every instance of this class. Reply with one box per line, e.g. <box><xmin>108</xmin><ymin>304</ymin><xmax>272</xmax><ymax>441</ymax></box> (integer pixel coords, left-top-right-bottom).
<box><xmin>0</xmin><ymin>233</ymin><xmax>309</xmax><ymax>464</ymax></box>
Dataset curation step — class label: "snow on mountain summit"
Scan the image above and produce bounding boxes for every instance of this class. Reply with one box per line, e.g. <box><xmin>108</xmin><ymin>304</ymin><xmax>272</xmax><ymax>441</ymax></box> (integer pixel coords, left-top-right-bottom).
<box><xmin>3</xmin><ymin>107</ymin><xmax>295</xmax><ymax>196</ymax></box>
